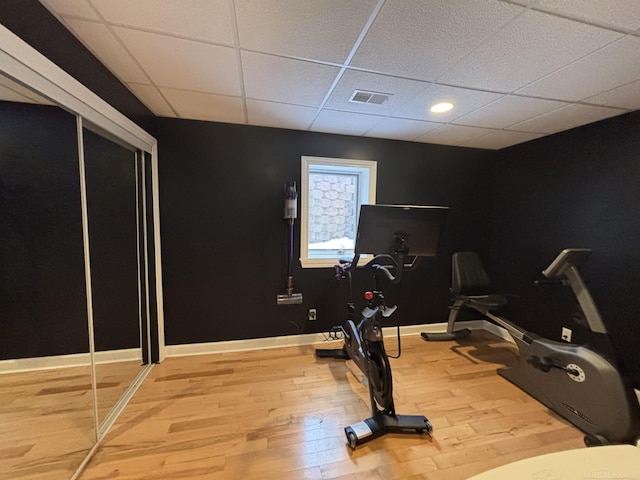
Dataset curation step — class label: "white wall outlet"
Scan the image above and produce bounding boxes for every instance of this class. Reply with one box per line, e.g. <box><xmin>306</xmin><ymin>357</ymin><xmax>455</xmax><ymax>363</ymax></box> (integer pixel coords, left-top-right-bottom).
<box><xmin>308</xmin><ymin>308</ymin><xmax>317</xmax><ymax>321</ymax></box>
<box><xmin>561</xmin><ymin>327</ymin><xmax>572</xmax><ymax>342</ymax></box>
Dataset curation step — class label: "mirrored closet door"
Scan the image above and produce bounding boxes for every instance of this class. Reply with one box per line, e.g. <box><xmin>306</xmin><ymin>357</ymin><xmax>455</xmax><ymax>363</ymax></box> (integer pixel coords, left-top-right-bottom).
<box><xmin>0</xmin><ymin>21</ymin><xmax>163</xmax><ymax>480</ymax></box>
<box><xmin>0</xmin><ymin>84</ymin><xmax>96</xmax><ymax>480</ymax></box>
<box><xmin>82</xmin><ymin>127</ymin><xmax>148</xmax><ymax>430</ymax></box>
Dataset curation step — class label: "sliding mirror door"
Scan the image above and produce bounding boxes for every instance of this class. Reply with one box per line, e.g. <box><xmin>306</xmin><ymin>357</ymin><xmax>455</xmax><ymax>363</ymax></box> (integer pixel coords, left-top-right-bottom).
<box><xmin>0</xmin><ymin>23</ymin><xmax>164</xmax><ymax>479</ymax></box>
<box><xmin>81</xmin><ymin>126</ymin><xmax>148</xmax><ymax>429</ymax></box>
<box><xmin>0</xmin><ymin>87</ymin><xmax>96</xmax><ymax>479</ymax></box>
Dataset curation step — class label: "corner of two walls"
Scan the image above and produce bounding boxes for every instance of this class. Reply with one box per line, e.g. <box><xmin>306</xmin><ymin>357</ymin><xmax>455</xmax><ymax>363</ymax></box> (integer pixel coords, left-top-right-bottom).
<box><xmin>488</xmin><ymin>111</ymin><xmax>640</xmax><ymax>386</ymax></box>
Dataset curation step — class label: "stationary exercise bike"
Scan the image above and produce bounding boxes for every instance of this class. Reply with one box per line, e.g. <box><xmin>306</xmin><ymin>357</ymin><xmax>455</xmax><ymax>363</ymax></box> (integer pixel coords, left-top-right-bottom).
<box><xmin>316</xmin><ymin>204</ymin><xmax>449</xmax><ymax>449</ymax></box>
<box><xmin>422</xmin><ymin>249</ymin><xmax>640</xmax><ymax>446</ymax></box>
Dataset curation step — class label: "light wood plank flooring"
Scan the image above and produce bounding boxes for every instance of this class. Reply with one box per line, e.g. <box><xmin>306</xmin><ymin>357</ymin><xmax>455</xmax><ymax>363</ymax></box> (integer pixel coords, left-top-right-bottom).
<box><xmin>78</xmin><ymin>331</ymin><xmax>585</xmax><ymax>479</ymax></box>
<box><xmin>0</xmin><ymin>360</ymin><xmax>145</xmax><ymax>480</ymax></box>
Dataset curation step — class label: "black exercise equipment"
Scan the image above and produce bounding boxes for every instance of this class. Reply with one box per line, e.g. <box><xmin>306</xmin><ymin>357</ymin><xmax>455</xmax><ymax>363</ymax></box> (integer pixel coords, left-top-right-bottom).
<box><xmin>316</xmin><ymin>204</ymin><xmax>449</xmax><ymax>449</ymax></box>
<box><xmin>423</xmin><ymin>249</ymin><xmax>640</xmax><ymax>446</ymax></box>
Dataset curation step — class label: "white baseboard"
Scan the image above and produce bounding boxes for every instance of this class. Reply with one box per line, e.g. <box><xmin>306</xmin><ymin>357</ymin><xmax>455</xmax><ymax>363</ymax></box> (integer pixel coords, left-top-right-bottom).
<box><xmin>1</xmin><ymin>320</ymin><xmax>505</xmax><ymax>372</ymax></box>
<box><xmin>164</xmin><ymin>320</ymin><xmax>493</xmax><ymax>358</ymax></box>
<box><xmin>0</xmin><ymin>348</ymin><xmax>142</xmax><ymax>374</ymax></box>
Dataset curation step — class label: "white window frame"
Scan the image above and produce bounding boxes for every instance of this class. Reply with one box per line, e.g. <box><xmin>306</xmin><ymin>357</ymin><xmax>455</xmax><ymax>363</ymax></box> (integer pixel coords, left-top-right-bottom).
<box><xmin>300</xmin><ymin>156</ymin><xmax>377</xmax><ymax>268</ymax></box>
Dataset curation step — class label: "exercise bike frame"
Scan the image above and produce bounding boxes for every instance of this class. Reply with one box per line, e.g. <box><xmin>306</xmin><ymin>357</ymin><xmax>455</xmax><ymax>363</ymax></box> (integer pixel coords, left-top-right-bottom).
<box><xmin>318</xmin><ymin>253</ymin><xmax>433</xmax><ymax>449</ymax></box>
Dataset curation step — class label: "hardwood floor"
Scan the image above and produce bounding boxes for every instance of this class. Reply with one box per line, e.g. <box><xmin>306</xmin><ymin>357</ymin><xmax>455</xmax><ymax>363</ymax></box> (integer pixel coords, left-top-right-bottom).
<box><xmin>79</xmin><ymin>331</ymin><xmax>585</xmax><ymax>479</ymax></box>
<box><xmin>0</xmin><ymin>360</ymin><xmax>145</xmax><ymax>480</ymax></box>
<box><xmin>0</xmin><ymin>365</ymin><xmax>95</xmax><ymax>480</ymax></box>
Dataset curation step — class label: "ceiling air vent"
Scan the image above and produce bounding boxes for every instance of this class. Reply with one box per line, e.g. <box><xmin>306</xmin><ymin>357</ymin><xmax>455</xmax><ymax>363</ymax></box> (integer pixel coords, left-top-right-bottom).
<box><xmin>349</xmin><ymin>90</ymin><xmax>391</xmax><ymax>105</ymax></box>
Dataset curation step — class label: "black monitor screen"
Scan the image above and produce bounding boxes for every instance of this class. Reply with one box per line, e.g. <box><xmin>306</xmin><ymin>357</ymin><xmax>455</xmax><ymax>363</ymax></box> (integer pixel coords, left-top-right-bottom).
<box><xmin>354</xmin><ymin>204</ymin><xmax>449</xmax><ymax>257</ymax></box>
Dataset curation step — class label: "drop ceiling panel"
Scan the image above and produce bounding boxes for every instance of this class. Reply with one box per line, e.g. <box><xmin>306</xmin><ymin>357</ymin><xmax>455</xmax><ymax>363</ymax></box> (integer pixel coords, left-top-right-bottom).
<box><xmin>439</xmin><ymin>9</ymin><xmax>623</xmax><ymax>92</ymax></box>
<box><xmin>586</xmin><ymin>80</ymin><xmax>640</xmax><ymax>110</ymax></box>
<box><xmin>234</xmin><ymin>0</ymin><xmax>379</xmax><ymax>63</ymax></box>
<box><xmin>242</xmin><ymin>51</ymin><xmax>340</xmax><ymax>106</ymax></box>
<box><xmin>64</xmin><ymin>18</ymin><xmax>149</xmax><ymax>84</ymax></box>
<box><xmin>40</xmin><ymin>0</ymin><xmax>99</xmax><ymax>20</ymax></box>
<box><xmin>454</xmin><ymin>95</ymin><xmax>569</xmax><ymax>129</ymax></box>
<box><xmin>517</xmin><ymin>36</ymin><xmax>640</xmax><ymax>101</ymax></box>
<box><xmin>38</xmin><ymin>0</ymin><xmax>640</xmax><ymax>150</ymax></box>
<box><xmin>351</xmin><ymin>0</ymin><xmax>524</xmax><ymax>81</ymax></box>
<box><xmin>127</xmin><ymin>83</ymin><xmax>174</xmax><ymax>117</ymax></box>
<box><xmin>415</xmin><ymin>124</ymin><xmax>491</xmax><ymax>145</ymax></box>
<box><xmin>113</xmin><ymin>27</ymin><xmax>241</xmax><ymax>95</ymax></box>
<box><xmin>462</xmin><ymin>130</ymin><xmax>544</xmax><ymax>150</ymax></box>
<box><xmin>364</xmin><ymin>117</ymin><xmax>442</xmax><ymax>141</ymax></box>
<box><xmin>391</xmin><ymin>84</ymin><xmax>503</xmax><ymax>122</ymax></box>
<box><xmin>90</xmin><ymin>0</ymin><xmax>235</xmax><ymax>45</ymax></box>
<box><xmin>325</xmin><ymin>70</ymin><xmax>430</xmax><ymax>115</ymax></box>
<box><xmin>510</xmin><ymin>103</ymin><xmax>625</xmax><ymax>134</ymax></box>
<box><xmin>534</xmin><ymin>0</ymin><xmax>640</xmax><ymax>31</ymax></box>
<box><xmin>246</xmin><ymin>99</ymin><xmax>317</xmax><ymax>131</ymax></box>
<box><xmin>161</xmin><ymin>88</ymin><xmax>245</xmax><ymax>123</ymax></box>
<box><xmin>311</xmin><ymin>109</ymin><xmax>383</xmax><ymax>136</ymax></box>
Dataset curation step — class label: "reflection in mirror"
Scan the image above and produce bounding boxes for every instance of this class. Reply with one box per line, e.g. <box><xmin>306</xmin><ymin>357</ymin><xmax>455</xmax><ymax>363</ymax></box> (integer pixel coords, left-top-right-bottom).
<box><xmin>82</xmin><ymin>127</ymin><xmax>147</xmax><ymax>428</ymax></box>
<box><xmin>0</xmin><ymin>82</ymin><xmax>96</xmax><ymax>478</ymax></box>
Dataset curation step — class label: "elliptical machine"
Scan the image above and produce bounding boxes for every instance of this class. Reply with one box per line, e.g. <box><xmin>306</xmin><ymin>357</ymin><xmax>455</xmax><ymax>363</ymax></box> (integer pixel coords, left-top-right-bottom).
<box><xmin>423</xmin><ymin>248</ymin><xmax>640</xmax><ymax>446</ymax></box>
<box><xmin>316</xmin><ymin>204</ymin><xmax>449</xmax><ymax>449</ymax></box>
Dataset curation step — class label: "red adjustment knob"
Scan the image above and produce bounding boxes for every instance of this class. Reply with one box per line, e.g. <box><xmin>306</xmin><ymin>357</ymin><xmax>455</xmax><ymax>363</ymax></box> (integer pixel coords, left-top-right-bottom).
<box><xmin>364</xmin><ymin>291</ymin><xmax>374</xmax><ymax>300</ymax></box>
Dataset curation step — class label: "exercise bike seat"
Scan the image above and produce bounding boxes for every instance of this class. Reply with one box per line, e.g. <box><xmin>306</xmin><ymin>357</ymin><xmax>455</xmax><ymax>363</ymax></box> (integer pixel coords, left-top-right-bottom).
<box><xmin>459</xmin><ymin>294</ymin><xmax>508</xmax><ymax>310</ymax></box>
<box><xmin>451</xmin><ymin>252</ymin><xmax>508</xmax><ymax>307</ymax></box>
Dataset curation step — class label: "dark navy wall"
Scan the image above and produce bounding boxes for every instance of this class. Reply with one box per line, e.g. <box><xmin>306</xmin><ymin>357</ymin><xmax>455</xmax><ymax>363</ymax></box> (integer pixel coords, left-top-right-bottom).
<box><xmin>489</xmin><ymin>111</ymin><xmax>640</xmax><ymax>385</ymax></box>
<box><xmin>0</xmin><ymin>102</ymin><xmax>88</xmax><ymax>359</ymax></box>
<box><xmin>155</xmin><ymin>118</ymin><xmax>495</xmax><ymax>345</ymax></box>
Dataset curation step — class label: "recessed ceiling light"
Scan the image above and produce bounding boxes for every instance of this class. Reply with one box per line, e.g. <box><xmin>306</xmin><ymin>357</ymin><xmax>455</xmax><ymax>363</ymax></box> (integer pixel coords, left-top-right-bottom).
<box><xmin>430</xmin><ymin>102</ymin><xmax>454</xmax><ymax>113</ymax></box>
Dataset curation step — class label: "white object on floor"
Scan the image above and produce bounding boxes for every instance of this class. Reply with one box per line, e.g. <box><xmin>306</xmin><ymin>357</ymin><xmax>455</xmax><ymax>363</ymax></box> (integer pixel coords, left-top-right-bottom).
<box><xmin>467</xmin><ymin>444</ymin><xmax>640</xmax><ymax>480</ymax></box>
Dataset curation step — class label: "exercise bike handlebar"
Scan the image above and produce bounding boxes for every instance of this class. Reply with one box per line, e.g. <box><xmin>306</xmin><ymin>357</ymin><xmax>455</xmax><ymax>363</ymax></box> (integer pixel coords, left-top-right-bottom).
<box><xmin>342</xmin><ymin>252</ymin><xmax>421</xmax><ymax>284</ymax></box>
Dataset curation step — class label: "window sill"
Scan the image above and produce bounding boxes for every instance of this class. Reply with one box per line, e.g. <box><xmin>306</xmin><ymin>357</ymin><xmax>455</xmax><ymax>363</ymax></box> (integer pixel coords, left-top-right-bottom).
<box><xmin>300</xmin><ymin>258</ymin><xmax>341</xmax><ymax>269</ymax></box>
<box><xmin>300</xmin><ymin>255</ymin><xmax>371</xmax><ymax>269</ymax></box>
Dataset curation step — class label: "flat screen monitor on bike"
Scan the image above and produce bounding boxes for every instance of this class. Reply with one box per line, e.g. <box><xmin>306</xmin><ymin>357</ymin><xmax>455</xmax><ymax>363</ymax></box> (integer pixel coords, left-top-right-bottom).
<box><xmin>354</xmin><ymin>204</ymin><xmax>449</xmax><ymax>257</ymax></box>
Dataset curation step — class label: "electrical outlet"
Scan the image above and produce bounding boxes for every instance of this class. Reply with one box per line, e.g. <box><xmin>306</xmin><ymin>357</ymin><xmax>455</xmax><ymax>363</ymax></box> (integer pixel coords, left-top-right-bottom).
<box><xmin>561</xmin><ymin>327</ymin><xmax>572</xmax><ymax>342</ymax></box>
<box><xmin>308</xmin><ymin>308</ymin><xmax>317</xmax><ymax>321</ymax></box>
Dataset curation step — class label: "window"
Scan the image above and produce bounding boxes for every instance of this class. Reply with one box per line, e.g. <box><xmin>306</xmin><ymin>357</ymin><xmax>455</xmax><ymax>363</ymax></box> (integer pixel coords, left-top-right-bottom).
<box><xmin>300</xmin><ymin>156</ymin><xmax>377</xmax><ymax>268</ymax></box>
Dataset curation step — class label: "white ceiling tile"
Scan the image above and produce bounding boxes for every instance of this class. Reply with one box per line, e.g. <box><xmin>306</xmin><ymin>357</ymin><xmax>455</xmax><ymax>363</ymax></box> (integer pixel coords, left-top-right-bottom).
<box><xmin>40</xmin><ymin>0</ymin><xmax>640</xmax><ymax>150</ymax></box>
<box><xmin>235</xmin><ymin>0</ymin><xmax>378</xmax><ymax>64</ymax></box>
<box><xmin>235</xmin><ymin>0</ymin><xmax>378</xmax><ymax>63</ymax></box>
<box><xmin>246</xmin><ymin>99</ymin><xmax>317</xmax><ymax>131</ymax></box>
<box><xmin>127</xmin><ymin>83</ymin><xmax>175</xmax><ymax>117</ymax></box>
<box><xmin>161</xmin><ymin>88</ymin><xmax>245</xmax><ymax>124</ymax></box>
<box><xmin>534</xmin><ymin>0</ymin><xmax>640</xmax><ymax>32</ymax></box>
<box><xmin>64</xmin><ymin>18</ymin><xmax>149</xmax><ymax>84</ymax></box>
<box><xmin>41</xmin><ymin>0</ymin><xmax>99</xmax><ymax>20</ymax></box>
<box><xmin>351</xmin><ymin>0</ymin><xmax>523</xmax><ymax>81</ymax></box>
<box><xmin>454</xmin><ymin>95</ymin><xmax>568</xmax><ymax>129</ymax></box>
<box><xmin>439</xmin><ymin>9</ymin><xmax>623</xmax><ymax>92</ymax></box>
<box><xmin>585</xmin><ymin>79</ymin><xmax>640</xmax><ymax>110</ymax></box>
<box><xmin>364</xmin><ymin>118</ymin><xmax>442</xmax><ymax>141</ymax></box>
<box><xmin>415</xmin><ymin>124</ymin><xmax>491</xmax><ymax>146</ymax></box>
<box><xmin>462</xmin><ymin>130</ymin><xmax>544</xmax><ymax>150</ymax></box>
<box><xmin>242</xmin><ymin>52</ymin><xmax>340</xmax><ymax>106</ymax></box>
<box><xmin>113</xmin><ymin>27</ymin><xmax>240</xmax><ymax>95</ymax></box>
<box><xmin>509</xmin><ymin>103</ymin><xmax>625</xmax><ymax>134</ymax></box>
<box><xmin>325</xmin><ymin>70</ymin><xmax>430</xmax><ymax>115</ymax></box>
<box><xmin>310</xmin><ymin>110</ymin><xmax>383</xmax><ymax>136</ymax></box>
<box><xmin>391</xmin><ymin>84</ymin><xmax>504</xmax><ymax>122</ymax></box>
<box><xmin>89</xmin><ymin>0</ymin><xmax>234</xmax><ymax>44</ymax></box>
<box><xmin>517</xmin><ymin>36</ymin><xmax>640</xmax><ymax>101</ymax></box>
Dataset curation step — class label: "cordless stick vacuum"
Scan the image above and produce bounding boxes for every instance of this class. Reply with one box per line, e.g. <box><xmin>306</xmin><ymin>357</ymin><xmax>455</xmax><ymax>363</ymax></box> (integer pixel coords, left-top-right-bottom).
<box><xmin>277</xmin><ymin>181</ymin><xmax>303</xmax><ymax>305</ymax></box>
